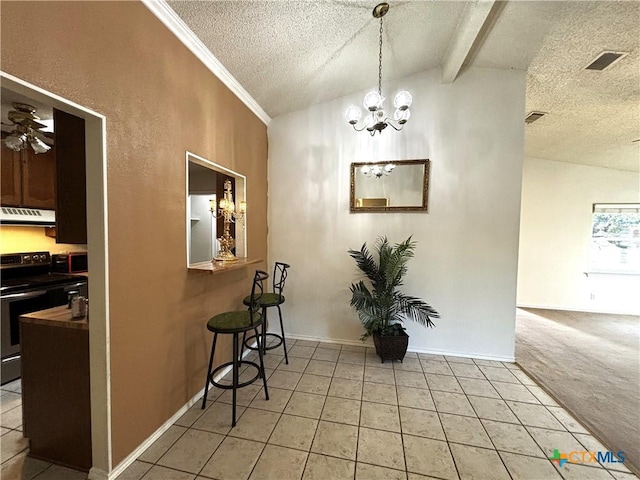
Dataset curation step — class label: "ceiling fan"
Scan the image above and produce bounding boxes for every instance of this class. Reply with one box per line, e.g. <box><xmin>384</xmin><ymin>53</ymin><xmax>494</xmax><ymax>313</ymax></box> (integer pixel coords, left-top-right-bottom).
<box><xmin>3</xmin><ymin>103</ymin><xmax>53</xmax><ymax>154</ymax></box>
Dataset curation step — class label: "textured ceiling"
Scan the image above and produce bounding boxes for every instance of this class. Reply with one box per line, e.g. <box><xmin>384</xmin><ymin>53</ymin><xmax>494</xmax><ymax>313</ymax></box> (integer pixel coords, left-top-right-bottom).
<box><xmin>168</xmin><ymin>0</ymin><xmax>469</xmax><ymax>117</ymax></box>
<box><xmin>1</xmin><ymin>2</ymin><xmax>637</xmax><ymax>173</ymax></box>
<box><xmin>524</xmin><ymin>1</ymin><xmax>640</xmax><ymax>172</ymax></box>
<box><xmin>167</xmin><ymin>0</ymin><xmax>639</xmax><ymax>173</ymax></box>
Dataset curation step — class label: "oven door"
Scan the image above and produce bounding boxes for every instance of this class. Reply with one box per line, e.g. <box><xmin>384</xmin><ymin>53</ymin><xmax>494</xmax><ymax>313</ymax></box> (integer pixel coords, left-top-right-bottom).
<box><xmin>1</xmin><ymin>289</ymin><xmax>48</xmax><ymax>384</ymax></box>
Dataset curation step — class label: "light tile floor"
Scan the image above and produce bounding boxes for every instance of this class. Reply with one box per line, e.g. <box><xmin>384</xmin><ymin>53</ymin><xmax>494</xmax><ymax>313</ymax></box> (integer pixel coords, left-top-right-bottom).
<box><xmin>1</xmin><ymin>339</ymin><xmax>638</xmax><ymax>480</ymax></box>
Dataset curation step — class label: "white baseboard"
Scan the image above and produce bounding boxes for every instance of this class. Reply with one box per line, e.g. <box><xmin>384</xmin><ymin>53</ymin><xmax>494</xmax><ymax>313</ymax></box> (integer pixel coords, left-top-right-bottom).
<box><xmin>108</xmin><ymin>345</ymin><xmax>255</xmax><ymax>479</ymax></box>
<box><xmin>286</xmin><ymin>333</ymin><xmax>515</xmax><ymax>363</ymax></box>
<box><xmin>286</xmin><ymin>333</ymin><xmax>373</xmax><ymax>349</ymax></box>
<box><xmin>407</xmin><ymin>346</ymin><xmax>515</xmax><ymax>363</ymax></box>
<box><xmin>88</xmin><ymin>467</ymin><xmax>108</xmax><ymax>480</ymax></box>
<box><xmin>517</xmin><ymin>304</ymin><xmax>640</xmax><ymax>316</ymax></box>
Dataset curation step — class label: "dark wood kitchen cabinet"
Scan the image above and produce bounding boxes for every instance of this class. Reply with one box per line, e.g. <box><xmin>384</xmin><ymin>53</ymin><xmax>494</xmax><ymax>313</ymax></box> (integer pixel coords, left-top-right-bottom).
<box><xmin>1</xmin><ymin>132</ymin><xmax>56</xmax><ymax>209</ymax></box>
<box><xmin>1</xmin><ymin>110</ymin><xmax>87</xmax><ymax>244</ymax></box>
<box><xmin>54</xmin><ymin>109</ymin><xmax>87</xmax><ymax>244</ymax></box>
<box><xmin>20</xmin><ymin>307</ymin><xmax>92</xmax><ymax>471</ymax></box>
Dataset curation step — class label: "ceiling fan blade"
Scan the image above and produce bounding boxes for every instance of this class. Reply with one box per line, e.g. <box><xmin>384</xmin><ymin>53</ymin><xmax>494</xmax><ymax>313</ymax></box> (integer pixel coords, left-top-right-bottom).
<box><xmin>23</xmin><ymin>118</ymin><xmax>47</xmax><ymax>130</ymax></box>
<box><xmin>31</xmin><ymin>129</ymin><xmax>54</xmax><ymax>145</ymax></box>
<box><xmin>0</xmin><ymin>123</ymin><xmax>17</xmax><ymax>133</ymax></box>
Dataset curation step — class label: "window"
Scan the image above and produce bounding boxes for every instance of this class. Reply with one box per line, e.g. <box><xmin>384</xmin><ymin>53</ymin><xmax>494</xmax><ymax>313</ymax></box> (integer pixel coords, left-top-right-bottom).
<box><xmin>590</xmin><ymin>204</ymin><xmax>640</xmax><ymax>274</ymax></box>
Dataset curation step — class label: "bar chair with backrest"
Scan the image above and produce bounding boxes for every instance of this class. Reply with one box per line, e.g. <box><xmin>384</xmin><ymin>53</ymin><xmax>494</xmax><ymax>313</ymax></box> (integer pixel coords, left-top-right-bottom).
<box><xmin>242</xmin><ymin>261</ymin><xmax>290</xmax><ymax>364</ymax></box>
<box><xmin>201</xmin><ymin>269</ymin><xmax>269</xmax><ymax>427</ymax></box>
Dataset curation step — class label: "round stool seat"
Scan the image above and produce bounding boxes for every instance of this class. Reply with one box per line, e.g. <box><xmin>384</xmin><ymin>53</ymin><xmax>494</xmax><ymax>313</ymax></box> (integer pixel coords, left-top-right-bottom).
<box><xmin>242</xmin><ymin>293</ymin><xmax>285</xmax><ymax>308</ymax></box>
<box><xmin>207</xmin><ymin>311</ymin><xmax>263</xmax><ymax>333</ymax></box>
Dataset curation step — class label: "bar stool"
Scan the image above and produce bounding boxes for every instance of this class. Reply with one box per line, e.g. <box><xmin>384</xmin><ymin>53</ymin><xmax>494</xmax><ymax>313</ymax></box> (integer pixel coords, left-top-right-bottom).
<box><xmin>242</xmin><ymin>262</ymin><xmax>290</xmax><ymax>364</ymax></box>
<box><xmin>201</xmin><ymin>270</ymin><xmax>269</xmax><ymax>427</ymax></box>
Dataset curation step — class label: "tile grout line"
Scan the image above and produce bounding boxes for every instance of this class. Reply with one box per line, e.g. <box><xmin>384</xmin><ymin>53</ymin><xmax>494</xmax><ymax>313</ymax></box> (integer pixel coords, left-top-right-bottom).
<box><xmin>394</xmin><ymin>366</ymin><xmax>410</xmax><ymax>480</ymax></box>
<box><xmin>351</xmin><ymin>355</ymin><xmax>365</xmax><ymax>480</ymax></box>
<box><xmin>429</xmin><ymin>374</ymin><xmax>464</xmax><ymax>480</ymax></box>
<box><xmin>284</xmin><ymin>342</ymin><xmax>322</xmax><ymax>480</ymax></box>
<box><xmin>464</xmin><ymin>373</ymin><xmax>516</xmax><ymax>480</ymax></box>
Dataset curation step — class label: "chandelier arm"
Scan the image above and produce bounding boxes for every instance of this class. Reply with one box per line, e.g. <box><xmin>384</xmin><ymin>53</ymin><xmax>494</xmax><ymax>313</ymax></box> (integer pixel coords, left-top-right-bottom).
<box><xmin>351</xmin><ymin>122</ymin><xmax>372</xmax><ymax>132</ymax></box>
<box><xmin>383</xmin><ymin>118</ymin><xmax>404</xmax><ymax>131</ymax></box>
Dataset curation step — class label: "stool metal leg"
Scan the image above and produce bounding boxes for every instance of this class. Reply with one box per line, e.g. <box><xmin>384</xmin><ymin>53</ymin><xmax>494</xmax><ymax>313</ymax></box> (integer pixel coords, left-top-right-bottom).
<box><xmin>202</xmin><ymin>333</ymin><xmax>218</xmax><ymax>410</ymax></box>
<box><xmin>232</xmin><ymin>332</ymin><xmax>239</xmax><ymax>427</ymax></box>
<box><xmin>261</xmin><ymin>306</ymin><xmax>268</xmax><ymax>356</ymax></box>
<box><xmin>255</xmin><ymin>326</ymin><xmax>269</xmax><ymax>400</ymax></box>
<box><xmin>277</xmin><ymin>305</ymin><xmax>289</xmax><ymax>364</ymax></box>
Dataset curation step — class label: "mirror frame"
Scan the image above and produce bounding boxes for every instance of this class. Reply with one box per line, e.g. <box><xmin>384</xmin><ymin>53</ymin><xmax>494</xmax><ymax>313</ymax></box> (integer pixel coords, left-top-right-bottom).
<box><xmin>350</xmin><ymin>159</ymin><xmax>430</xmax><ymax>213</ymax></box>
<box><xmin>185</xmin><ymin>151</ymin><xmax>247</xmax><ymax>267</ymax></box>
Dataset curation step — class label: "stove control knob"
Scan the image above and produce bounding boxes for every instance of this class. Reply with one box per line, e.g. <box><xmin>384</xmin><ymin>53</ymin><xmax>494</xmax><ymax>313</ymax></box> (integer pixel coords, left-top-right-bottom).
<box><xmin>23</xmin><ymin>255</ymin><xmax>31</xmax><ymax>263</ymax></box>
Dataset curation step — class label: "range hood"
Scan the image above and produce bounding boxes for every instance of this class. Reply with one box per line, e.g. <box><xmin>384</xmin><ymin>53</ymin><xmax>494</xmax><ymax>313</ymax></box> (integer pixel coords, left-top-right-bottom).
<box><xmin>0</xmin><ymin>206</ymin><xmax>55</xmax><ymax>226</ymax></box>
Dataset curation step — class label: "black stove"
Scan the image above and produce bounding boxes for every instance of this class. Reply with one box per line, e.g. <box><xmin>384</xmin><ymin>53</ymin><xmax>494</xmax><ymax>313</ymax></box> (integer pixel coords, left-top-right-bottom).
<box><xmin>1</xmin><ymin>251</ymin><xmax>88</xmax><ymax>384</ymax></box>
<box><xmin>1</xmin><ymin>252</ymin><xmax>86</xmax><ymax>292</ymax></box>
<box><xmin>1</xmin><ymin>273</ymin><xmax>86</xmax><ymax>294</ymax></box>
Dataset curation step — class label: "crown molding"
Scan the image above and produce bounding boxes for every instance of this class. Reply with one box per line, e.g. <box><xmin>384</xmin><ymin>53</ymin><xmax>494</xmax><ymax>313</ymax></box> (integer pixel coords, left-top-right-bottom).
<box><xmin>141</xmin><ymin>0</ymin><xmax>271</xmax><ymax>125</ymax></box>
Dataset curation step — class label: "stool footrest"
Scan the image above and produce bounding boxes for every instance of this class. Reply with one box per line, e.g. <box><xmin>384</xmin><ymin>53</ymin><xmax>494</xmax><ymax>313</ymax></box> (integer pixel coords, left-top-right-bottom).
<box><xmin>208</xmin><ymin>360</ymin><xmax>261</xmax><ymax>389</ymax></box>
<box><xmin>244</xmin><ymin>333</ymin><xmax>283</xmax><ymax>351</ymax></box>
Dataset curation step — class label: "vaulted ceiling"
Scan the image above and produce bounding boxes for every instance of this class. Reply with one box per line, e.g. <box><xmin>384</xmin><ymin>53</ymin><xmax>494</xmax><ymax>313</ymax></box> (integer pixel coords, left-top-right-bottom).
<box><xmin>166</xmin><ymin>0</ymin><xmax>640</xmax><ymax>172</ymax></box>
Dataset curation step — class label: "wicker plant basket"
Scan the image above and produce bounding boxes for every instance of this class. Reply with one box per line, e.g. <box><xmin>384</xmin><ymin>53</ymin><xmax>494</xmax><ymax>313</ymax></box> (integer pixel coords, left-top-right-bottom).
<box><xmin>373</xmin><ymin>331</ymin><xmax>409</xmax><ymax>363</ymax></box>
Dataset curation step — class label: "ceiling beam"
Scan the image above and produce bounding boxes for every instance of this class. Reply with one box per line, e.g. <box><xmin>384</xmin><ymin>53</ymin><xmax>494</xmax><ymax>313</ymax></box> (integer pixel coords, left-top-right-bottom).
<box><xmin>442</xmin><ymin>0</ymin><xmax>498</xmax><ymax>83</ymax></box>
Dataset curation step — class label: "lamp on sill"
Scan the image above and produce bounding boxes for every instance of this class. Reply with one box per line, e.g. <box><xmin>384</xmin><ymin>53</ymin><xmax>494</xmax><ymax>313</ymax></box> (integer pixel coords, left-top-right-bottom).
<box><xmin>344</xmin><ymin>3</ymin><xmax>412</xmax><ymax>136</ymax></box>
<box><xmin>209</xmin><ymin>179</ymin><xmax>246</xmax><ymax>262</ymax></box>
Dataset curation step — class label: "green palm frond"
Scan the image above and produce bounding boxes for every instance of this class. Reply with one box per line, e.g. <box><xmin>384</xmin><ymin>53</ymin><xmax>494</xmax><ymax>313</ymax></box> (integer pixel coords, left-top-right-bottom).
<box><xmin>348</xmin><ymin>243</ymin><xmax>382</xmax><ymax>288</ymax></box>
<box><xmin>349</xmin><ymin>281</ymin><xmax>374</xmax><ymax>310</ymax></box>
<box><xmin>349</xmin><ymin>235</ymin><xmax>440</xmax><ymax>337</ymax></box>
<box><xmin>395</xmin><ymin>293</ymin><xmax>439</xmax><ymax>328</ymax></box>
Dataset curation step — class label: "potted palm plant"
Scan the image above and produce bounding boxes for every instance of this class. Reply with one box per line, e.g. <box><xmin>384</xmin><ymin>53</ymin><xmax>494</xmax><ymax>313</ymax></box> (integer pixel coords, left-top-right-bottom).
<box><xmin>348</xmin><ymin>236</ymin><xmax>439</xmax><ymax>362</ymax></box>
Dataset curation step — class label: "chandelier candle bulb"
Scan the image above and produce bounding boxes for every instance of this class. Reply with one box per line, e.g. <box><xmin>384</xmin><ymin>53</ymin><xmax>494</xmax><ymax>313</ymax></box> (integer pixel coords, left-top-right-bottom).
<box><xmin>364</xmin><ymin>91</ymin><xmax>383</xmax><ymax>110</ymax></box>
<box><xmin>393</xmin><ymin>91</ymin><xmax>412</xmax><ymax>109</ymax></box>
<box><xmin>345</xmin><ymin>105</ymin><xmax>362</xmax><ymax>124</ymax></box>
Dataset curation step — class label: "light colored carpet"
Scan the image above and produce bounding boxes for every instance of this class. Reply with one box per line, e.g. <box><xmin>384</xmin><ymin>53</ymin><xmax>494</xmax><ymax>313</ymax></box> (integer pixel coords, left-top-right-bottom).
<box><xmin>516</xmin><ymin>307</ymin><xmax>640</xmax><ymax>475</ymax></box>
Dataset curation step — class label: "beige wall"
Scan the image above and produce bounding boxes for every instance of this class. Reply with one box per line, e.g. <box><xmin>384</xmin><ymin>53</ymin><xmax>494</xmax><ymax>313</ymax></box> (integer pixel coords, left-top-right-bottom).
<box><xmin>1</xmin><ymin>1</ymin><xmax>268</xmax><ymax>467</ymax></box>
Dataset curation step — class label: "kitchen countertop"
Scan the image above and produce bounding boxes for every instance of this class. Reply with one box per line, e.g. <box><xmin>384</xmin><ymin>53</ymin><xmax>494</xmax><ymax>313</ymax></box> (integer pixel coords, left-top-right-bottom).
<box><xmin>20</xmin><ymin>305</ymin><xmax>88</xmax><ymax>331</ymax></box>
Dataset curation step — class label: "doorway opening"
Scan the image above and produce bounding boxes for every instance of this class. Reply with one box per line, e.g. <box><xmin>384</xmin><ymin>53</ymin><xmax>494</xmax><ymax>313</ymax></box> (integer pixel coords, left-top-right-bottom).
<box><xmin>1</xmin><ymin>72</ymin><xmax>111</xmax><ymax>476</ymax></box>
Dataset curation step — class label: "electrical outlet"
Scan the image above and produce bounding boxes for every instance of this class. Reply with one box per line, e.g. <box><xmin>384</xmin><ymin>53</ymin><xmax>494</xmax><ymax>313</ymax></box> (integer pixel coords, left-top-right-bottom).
<box><xmin>590</xmin><ymin>293</ymin><xmax>596</xmax><ymax>300</ymax></box>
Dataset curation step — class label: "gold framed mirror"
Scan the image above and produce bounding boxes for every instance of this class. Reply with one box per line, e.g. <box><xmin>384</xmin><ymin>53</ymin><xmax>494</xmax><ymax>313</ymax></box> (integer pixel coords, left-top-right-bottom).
<box><xmin>350</xmin><ymin>159</ymin><xmax>430</xmax><ymax>212</ymax></box>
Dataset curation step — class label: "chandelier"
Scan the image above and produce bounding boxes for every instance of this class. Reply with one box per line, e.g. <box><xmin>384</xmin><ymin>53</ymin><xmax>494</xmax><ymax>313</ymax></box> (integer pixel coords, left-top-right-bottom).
<box><xmin>345</xmin><ymin>3</ymin><xmax>412</xmax><ymax>136</ymax></box>
<box><xmin>3</xmin><ymin>103</ymin><xmax>52</xmax><ymax>154</ymax></box>
<box><xmin>361</xmin><ymin>163</ymin><xmax>395</xmax><ymax>178</ymax></box>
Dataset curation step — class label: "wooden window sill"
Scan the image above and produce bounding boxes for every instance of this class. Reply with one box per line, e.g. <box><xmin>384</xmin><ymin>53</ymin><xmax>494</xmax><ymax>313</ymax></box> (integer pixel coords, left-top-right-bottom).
<box><xmin>188</xmin><ymin>257</ymin><xmax>263</xmax><ymax>275</ymax></box>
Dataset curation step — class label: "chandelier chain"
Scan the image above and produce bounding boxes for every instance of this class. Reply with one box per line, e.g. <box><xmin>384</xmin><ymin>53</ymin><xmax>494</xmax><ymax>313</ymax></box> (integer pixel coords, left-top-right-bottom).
<box><xmin>378</xmin><ymin>17</ymin><xmax>383</xmax><ymax>95</ymax></box>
